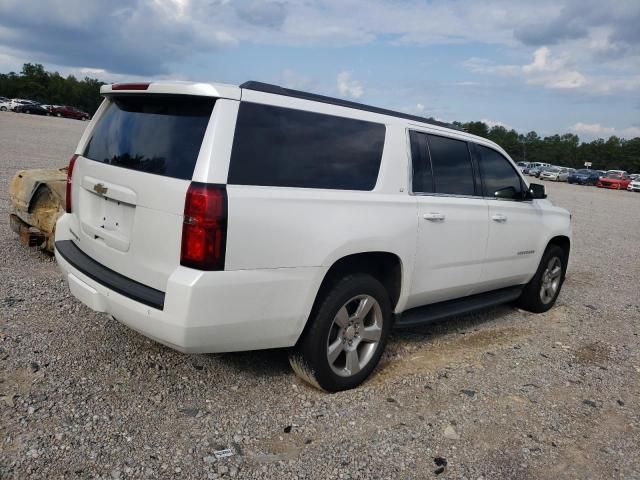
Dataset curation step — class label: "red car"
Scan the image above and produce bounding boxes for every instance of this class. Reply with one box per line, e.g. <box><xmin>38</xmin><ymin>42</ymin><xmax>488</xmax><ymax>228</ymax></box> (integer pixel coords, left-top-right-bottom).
<box><xmin>596</xmin><ymin>171</ymin><xmax>631</xmax><ymax>190</ymax></box>
<box><xmin>49</xmin><ymin>105</ymin><xmax>90</xmax><ymax>121</ymax></box>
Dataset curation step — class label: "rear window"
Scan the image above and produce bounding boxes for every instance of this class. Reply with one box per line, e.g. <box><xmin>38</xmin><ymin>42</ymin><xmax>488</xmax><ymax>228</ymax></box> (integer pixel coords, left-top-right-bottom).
<box><xmin>228</xmin><ymin>102</ymin><xmax>385</xmax><ymax>190</ymax></box>
<box><xmin>84</xmin><ymin>95</ymin><xmax>214</xmax><ymax>180</ymax></box>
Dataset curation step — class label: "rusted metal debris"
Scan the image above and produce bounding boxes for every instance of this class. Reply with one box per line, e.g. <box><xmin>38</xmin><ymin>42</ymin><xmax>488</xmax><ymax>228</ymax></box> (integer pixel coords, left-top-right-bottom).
<box><xmin>8</xmin><ymin>167</ymin><xmax>67</xmax><ymax>252</ymax></box>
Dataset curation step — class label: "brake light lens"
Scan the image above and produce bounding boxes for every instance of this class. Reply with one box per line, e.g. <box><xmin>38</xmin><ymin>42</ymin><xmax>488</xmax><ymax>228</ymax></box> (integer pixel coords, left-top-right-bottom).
<box><xmin>180</xmin><ymin>183</ymin><xmax>227</xmax><ymax>270</ymax></box>
<box><xmin>65</xmin><ymin>154</ymin><xmax>78</xmax><ymax>213</ymax></box>
<box><xmin>111</xmin><ymin>82</ymin><xmax>150</xmax><ymax>91</ymax></box>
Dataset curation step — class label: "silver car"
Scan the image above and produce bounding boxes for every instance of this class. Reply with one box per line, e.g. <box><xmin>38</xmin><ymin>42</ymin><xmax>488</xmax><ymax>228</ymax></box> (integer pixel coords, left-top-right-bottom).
<box><xmin>539</xmin><ymin>167</ymin><xmax>570</xmax><ymax>182</ymax></box>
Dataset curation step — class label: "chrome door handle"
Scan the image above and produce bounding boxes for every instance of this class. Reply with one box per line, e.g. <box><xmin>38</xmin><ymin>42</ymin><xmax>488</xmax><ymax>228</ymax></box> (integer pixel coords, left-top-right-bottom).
<box><xmin>492</xmin><ymin>214</ymin><xmax>507</xmax><ymax>222</ymax></box>
<box><xmin>423</xmin><ymin>213</ymin><xmax>445</xmax><ymax>221</ymax></box>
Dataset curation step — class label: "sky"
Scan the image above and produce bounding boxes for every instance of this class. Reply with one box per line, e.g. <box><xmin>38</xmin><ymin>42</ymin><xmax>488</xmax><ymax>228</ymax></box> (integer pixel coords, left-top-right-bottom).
<box><xmin>0</xmin><ymin>0</ymin><xmax>639</xmax><ymax>141</ymax></box>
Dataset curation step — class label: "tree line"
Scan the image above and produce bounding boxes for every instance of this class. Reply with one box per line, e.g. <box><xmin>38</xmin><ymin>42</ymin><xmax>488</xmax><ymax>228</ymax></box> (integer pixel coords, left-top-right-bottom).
<box><xmin>454</xmin><ymin>121</ymin><xmax>640</xmax><ymax>173</ymax></box>
<box><xmin>2</xmin><ymin>63</ymin><xmax>639</xmax><ymax>172</ymax></box>
<box><xmin>0</xmin><ymin>63</ymin><xmax>104</xmax><ymax>115</ymax></box>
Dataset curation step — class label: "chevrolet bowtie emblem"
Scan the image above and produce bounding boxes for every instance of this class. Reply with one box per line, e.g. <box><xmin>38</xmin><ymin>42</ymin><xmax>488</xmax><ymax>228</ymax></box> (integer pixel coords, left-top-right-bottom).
<box><xmin>93</xmin><ymin>183</ymin><xmax>108</xmax><ymax>195</ymax></box>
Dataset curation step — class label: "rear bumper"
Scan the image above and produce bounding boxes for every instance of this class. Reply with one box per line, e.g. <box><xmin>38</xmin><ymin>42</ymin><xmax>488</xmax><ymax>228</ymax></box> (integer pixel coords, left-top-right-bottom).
<box><xmin>54</xmin><ymin>239</ymin><xmax>325</xmax><ymax>354</ymax></box>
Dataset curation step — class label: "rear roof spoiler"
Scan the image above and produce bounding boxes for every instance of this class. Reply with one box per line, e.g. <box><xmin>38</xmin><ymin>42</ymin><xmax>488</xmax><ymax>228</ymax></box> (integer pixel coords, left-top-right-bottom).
<box><xmin>100</xmin><ymin>81</ymin><xmax>240</xmax><ymax>100</ymax></box>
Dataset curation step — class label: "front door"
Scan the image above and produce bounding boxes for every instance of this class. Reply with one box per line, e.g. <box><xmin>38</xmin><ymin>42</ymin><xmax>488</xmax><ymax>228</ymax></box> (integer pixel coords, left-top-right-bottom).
<box><xmin>474</xmin><ymin>144</ymin><xmax>542</xmax><ymax>291</ymax></box>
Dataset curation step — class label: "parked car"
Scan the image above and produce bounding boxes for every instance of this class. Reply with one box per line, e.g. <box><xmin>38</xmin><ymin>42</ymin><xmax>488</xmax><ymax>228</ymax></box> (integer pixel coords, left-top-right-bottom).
<box><xmin>526</xmin><ymin>163</ymin><xmax>552</xmax><ymax>177</ymax></box>
<box><xmin>539</xmin><ymin>166</ymin><xmax>570</xmax><ymax>182</ymax></box>
<box><xmin>567</xmin><ymin>169</ymin><xmax>605</xmax><ymax>185</ymax></box>
<box><xmin>15</xmin><ymin>103</ymin><xmax>50</xmax><ymax>115</ymax></box>
<box><xmin>516</xmin><ymin>161</ymin><xmax>530</xmax><ymax>173</ymax></box>
<box><xmin>626</xmin><ymin>177</ymin><xmax>640</xmax><ymax>192</ymax></box>
<box><xmin>528</xmin><ymin>166</ymin><xmax>544</xmax><ymax>177</ymax></box>
<box><xmin>50</xmin><ymin>105</ymin><xmax>90</xmax><ymax>120</ymax></box>
<box><xmin>54</xmin><ymin>80</ymin><xmax>571</xmax><ymax>392</ymax></box>
<box><xmin>596</xmin><ymin>171</ymin><xmax>631</xmax><ymax>190</ymax></box>
<box><xmin>9</xmin><ymin>98</ymin><xmax>37</xmax><ymax>111</ymax></box>
<box><xmin>0</xmin><ymin>99</ymin><xmax>11</xmax><ymax>111</ymax></box>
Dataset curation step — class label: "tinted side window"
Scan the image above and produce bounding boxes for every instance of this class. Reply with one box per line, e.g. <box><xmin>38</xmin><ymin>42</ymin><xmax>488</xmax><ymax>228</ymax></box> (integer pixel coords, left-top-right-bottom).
<box><xmin>477</xmin><ymin>145</ymin><xmax>523</xmax><ymax>199</ymax></box>
<box><xmin>426</xmin><ymin>134</ymin><xmax>475</xmax><ymax>196</ymax></box>
<box><xmin>409</xmin><ymin>131</ymin><xmax>433</xmax><ymax>193</ymax></box>
<box><xmin>84</xmin><ymin>95</ymin><xmax>214</xmax><ymax>180</ymax></box>
<box><xmin>228</xmin><ymin>103</ymin><xmax>385</xmax><ymax>190</ymax></box>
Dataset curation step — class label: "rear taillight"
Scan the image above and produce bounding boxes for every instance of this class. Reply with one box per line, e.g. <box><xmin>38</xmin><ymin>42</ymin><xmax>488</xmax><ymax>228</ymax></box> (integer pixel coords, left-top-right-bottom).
<box><xmin>65</xmin><ymin>154</ymin><xmax>78</xmax><ymax>213</ymax></box>
<box><xmin>180</xmin><ymin>183</ymin><xmax>227</xmax><ymax>271</ymax></box>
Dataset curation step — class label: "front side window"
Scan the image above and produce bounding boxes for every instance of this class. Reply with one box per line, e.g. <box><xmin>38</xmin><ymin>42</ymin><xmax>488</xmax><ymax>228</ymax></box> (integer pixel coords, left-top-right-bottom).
<box><xmin>426</xmin><ymin>134</ymin><xmax>475</xmax><ymax>196</ymax></box>
<box><xmin>409</xmin><ymin>130</ymin><xmax>433</xmax><ymax>193</ymax></box>
<box><xmin>476</xmin><ymin>145</ymin><xmax>523</xmax><ymax>199</ymax></box>
<box><xmin>228</xmin><ymin>103</ymin><xmax>385</xmax><ymax>190</ymax></box>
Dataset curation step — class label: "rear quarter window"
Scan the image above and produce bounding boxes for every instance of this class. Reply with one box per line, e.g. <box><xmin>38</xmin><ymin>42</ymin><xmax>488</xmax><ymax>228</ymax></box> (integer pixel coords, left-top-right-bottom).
<box><xmin>228</xmin><ymin>102</ymin><xmax>385</xmax><ymax>190</ymax></box>
<box><xmin>84</xmin><ymin>95</ymin><xmax>215</xmax><ymax>180</ymax></box>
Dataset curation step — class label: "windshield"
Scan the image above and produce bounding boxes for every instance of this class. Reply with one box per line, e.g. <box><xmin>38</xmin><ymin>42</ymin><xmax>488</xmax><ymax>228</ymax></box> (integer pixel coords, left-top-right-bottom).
<box><xmin>546</xmin><ymin>167</ymin><xmax>560</xmax><ymax>173</ymax></box>
<box><xmin>575</xmin><ymin>169</ymin><xmax>591</xmax><ymax>174</ymax></box>
<box><xmin>84</xmin><ymin>95</ymin><xmax>215</xmax><ymax>180</ymax></box>
<box><xmin>606</xmin><ymin>173</ymin><xmax>623</xmax><ymax>179</ymax></box>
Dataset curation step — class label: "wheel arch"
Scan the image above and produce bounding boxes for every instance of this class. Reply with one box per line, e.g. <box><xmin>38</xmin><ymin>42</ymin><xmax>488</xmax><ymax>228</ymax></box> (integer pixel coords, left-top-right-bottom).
<box><xmin>547</xmin><ymin>235</ymin><xmax>570</xmax><ymax>261</ymax></box>
<box><xmin>296</xmin><ymin>251</ymin><xmax>404</xmax><ymax>344</ymax></box>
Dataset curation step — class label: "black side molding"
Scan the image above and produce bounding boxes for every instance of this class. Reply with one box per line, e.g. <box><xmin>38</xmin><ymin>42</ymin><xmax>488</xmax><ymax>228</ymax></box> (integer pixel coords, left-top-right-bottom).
<box><xmin>55</xmin><ymin>240</ymin><xmax>165</xmax><ymax>310</ymax></box>
<box><xmin>395</xmin><ymin>286</ymin><xmax>523</xmax><ymax>328</ymax></box>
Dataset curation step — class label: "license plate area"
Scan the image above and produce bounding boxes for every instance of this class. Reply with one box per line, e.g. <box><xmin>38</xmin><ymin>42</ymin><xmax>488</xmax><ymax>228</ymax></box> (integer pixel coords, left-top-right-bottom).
<box><xmin>78</xmin><ymin>179</ymin><xmax>137</xmax><ymax>252</ymax></box>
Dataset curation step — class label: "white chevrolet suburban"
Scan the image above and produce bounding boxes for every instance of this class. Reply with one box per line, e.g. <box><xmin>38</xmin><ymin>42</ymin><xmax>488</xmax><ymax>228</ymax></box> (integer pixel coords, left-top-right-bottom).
<box><xmin>55</xmin><ymin>81</ymin><xmax>571</xmax><ymax>391</ymax></box>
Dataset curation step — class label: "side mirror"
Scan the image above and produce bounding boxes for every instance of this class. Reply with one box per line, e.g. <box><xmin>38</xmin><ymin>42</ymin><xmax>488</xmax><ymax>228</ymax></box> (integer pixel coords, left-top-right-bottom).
<box><xmin>494</xmin><ymin>186</ymin><xmax>519</xmax><ymax>199</ymax></box>
<box><xmin>528</xmin><ymin>183</ymin><xmax>547</xmax><ymax>199</ymax></box>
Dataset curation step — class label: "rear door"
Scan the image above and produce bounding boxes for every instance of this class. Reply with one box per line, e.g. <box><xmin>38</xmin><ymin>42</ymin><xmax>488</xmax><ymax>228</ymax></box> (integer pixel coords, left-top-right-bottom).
<box><xmin>474</xmin><ymin>144</ymin><xmax>542</xmax><ymax>290</ymax></box>
<box><xmin>407</xmin><ymin>131</ymin><xmax>489</xmax><ymax>308</ymax></box>
<box><xmin>69</xmin><ymin>94</ymin><xmax>215</xmax><ymax>291</ymax></box>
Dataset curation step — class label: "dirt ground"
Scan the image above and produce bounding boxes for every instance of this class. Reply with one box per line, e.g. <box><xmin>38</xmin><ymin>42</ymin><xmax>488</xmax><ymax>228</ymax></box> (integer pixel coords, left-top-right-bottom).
<box><xmin>1</xmin><ymin>112</ymin><xmax>639</xmax><ymax>479</ymax></box>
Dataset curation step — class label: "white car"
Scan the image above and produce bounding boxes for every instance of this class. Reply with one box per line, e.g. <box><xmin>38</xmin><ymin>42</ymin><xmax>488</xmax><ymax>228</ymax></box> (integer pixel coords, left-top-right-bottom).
<box><xmin>628</xmin><ymin>178</ymin><xmax>640</xmax><ymax>192</ymax></box>
<box><xmin>539</xmin><ymin>167</ymin><xmax>569</xmax><ymax>182</ymax></box>
<box><xmin>54</xmin><ymin>80</ymin><xmax>572</xmax><ymax>391</ymax></box>
<box><xmin>0</xmin><ymin>99</ymin><xmax>11</xmax><ymax>111</ymax></box>
<box><xmin>9</xmin><ymin>98</ymin><xmax>36</xmax><ymax>111</ymax></box>
<box><xmin>525</xmin><ymin>162</ymin><xmax>551</xmax><ymax>176</ymax></box>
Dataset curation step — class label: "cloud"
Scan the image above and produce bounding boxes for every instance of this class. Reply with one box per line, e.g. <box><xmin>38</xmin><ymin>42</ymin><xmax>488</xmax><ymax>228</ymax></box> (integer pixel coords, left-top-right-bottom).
<box><xmin>465</xmin><ymin>47</ymin><xmax>589</xmax><ymax>91</ymax></box>
<box><xmin>570</xmin><ymin>122</ymin><xmax>640</xmax><ymax>139</ymax></box>
<box><xmin>0</xmin><ymin>0</ymin><xmax>237</xmax><ymax>76</ymax></box>
<box><xmin>481</xmin><ymin>118</ymin><xmax>512</xmax><ymax>130</ymax></box>
<box><xmin>0</xmin><ymin>0</ymin><xmax>638</xmax><ymax>107</ymax></box>
<box><xmin>337</xmin><ymin>71</ymin><xmax>364</xmax><ymax>99</ymax></box>
<box><xmin>516</xmin><ymin>0</ymin><xmax>640</xmax><ymax>46</ymax></box>
<box><xmin>236</xmin><ymin>1</ymin><xmax>288</xmax><ymax>29</ymax></box>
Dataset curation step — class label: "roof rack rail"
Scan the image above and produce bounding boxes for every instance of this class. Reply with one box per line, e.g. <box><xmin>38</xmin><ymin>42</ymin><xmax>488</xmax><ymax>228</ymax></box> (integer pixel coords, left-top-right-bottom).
<box><xmin>239</xmin><ymin>81</ymin><xmax>459</xmax><ymax>130</ymax></box>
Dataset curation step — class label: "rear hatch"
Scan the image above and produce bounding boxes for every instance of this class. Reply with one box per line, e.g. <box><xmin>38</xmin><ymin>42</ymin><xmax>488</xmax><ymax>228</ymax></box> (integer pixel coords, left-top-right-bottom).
<box><xmin>68</xmin><ymin>94</ymin><xmax>215</xmax><ymax>291</ymax></box>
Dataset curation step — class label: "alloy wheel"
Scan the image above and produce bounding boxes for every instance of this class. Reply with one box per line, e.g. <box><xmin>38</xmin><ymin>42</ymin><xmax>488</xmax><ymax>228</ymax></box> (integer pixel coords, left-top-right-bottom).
<box><xmin>326</xmin><ymin>295</ymin><xmax>383</xmax><ymax>377</ymax></box>
<box><xmin>540</xmin><ymin>256</ymin><xmax>562</xmax><ymax>304</ymax></box>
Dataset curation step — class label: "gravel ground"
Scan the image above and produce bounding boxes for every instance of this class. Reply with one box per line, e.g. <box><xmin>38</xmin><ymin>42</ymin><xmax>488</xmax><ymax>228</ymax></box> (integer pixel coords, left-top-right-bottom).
<box><xmin>1</xmin><ymin>112</ymin><xmax>639</xmax><ymax>479</ymax></box>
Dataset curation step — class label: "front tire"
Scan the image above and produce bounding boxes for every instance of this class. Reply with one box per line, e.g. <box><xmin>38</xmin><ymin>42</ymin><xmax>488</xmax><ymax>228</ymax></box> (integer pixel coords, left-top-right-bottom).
<box><xmin>289</xmin><ymin>273</ymin><xmax>392</xmax><ymax>392</ymax></box>
<box><xmin>517</xmin><ymin>245</ymin><xmax>567</xmax><ymax>313</ymax></box>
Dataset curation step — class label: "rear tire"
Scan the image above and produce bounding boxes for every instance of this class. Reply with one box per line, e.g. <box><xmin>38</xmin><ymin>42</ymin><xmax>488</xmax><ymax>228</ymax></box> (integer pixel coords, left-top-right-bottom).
<box><xmin>289</xmin><ymin>273</ymin><xmax>392</xmax><ymax>392</ymax></box>
<box><xmin>517</xmin><ymin>245</ymin><xmax>567</xmax><ymax>313</ymax></box>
